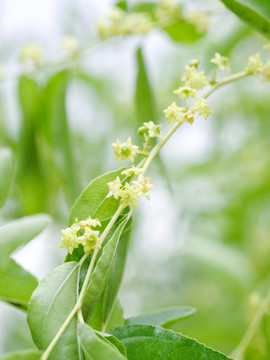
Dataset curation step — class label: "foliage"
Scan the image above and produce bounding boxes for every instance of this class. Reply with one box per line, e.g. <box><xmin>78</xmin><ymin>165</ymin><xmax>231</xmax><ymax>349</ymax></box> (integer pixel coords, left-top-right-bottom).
<box><xmin>0</xmin><ymin>0</ymin><xmax>270</xmax><ymax>359</ymax></box>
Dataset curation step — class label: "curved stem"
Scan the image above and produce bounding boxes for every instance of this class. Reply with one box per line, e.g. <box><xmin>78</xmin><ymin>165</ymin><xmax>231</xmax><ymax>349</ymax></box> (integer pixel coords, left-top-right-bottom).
<box><xmin>230</xmin><ymin>290</ymin><xmax>270</xmax><ymax>360</ymax></box>
<box><xmin>203</xmin><ymin>71</ymin><xmax>249</xmax><ymax>99</ymax></box>
<box><xmin>41</xmin><ymin>204</ymin><xmax>125</xmax><ymax>360</ymax></box>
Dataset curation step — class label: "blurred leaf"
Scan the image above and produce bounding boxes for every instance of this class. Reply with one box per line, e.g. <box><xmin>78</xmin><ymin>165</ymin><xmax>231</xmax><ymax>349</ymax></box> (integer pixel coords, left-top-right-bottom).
<box><xmin>132</xmin><ymin>2</ymin><xmax>156</xmax><ymax>18</ymax></box>
<box><xmin>111</xmin><ymin>325</ymin><xmax>234</xmax><ymax>359</ymax></box>
<box><xmin>135</xmin><ymin>47</ymin><xmax>156</xmax><ymax>126</ymax></box>
<box><xmin>0</xmin><ymin>214</ymin><xmax>49</xmax><ymax>309</ymax></box>
<box><xmin>115</xmin><ymin>0</ymin><xmax>128</xmax><ymax>11</ymax></box>
<box><xmin>27</xmin><ymin>262</ymin><xmax>80</xmax><ymax>358</ymax></box>
<box><xmin>0</xmin><ymin>214</ymin><xmax>50</xmax><ymax>257</ymax></box>
<box><xmin>0</xmin><ymin>147</ymin><xmax>15</xmax><ymax>208</ymax></box>
<box><xmin>220</xmin><ymin>0</ymin><xmax>270</xmax><ymax>38</ymax></box>
<box><xmin>98</xmin><ymin>330</ymin><xmax>127</xmax><ymax>356</ymax></box>
<box><xmin>78</xmin><ymin>323</ymin><xmax>126</xmax><ymax>360</ymax></box>
<box><xmin>69</xmin><ymin>168</ymin><xmax>128</xmax><ymax>224</ymax></box>
<box><xmin>41</xmin><ymin>71</ymin><xmax>79</xmax><ymax>207</ymax></box>
<box><xmin>82</xmin><ymin>216</ymin><xmax>130</xmax><ymax>323</ymax></box>
<box><xmin>0</xmin><ymin>350</ymin><xmax>42</xmax><ymax>360</ymax></box>
<box><xmin>0</xmin><ymin>259</ymin><xmax>38</xmax><ymax>310</ymax></box>
<box><xmin>163</xmin><ymin>19</ymin><xmax>204</xmax><ymax>42</ymax></box>
<box><xmin>18</xmin><ymin>76</ymin><xmax>47</xmax><ymax>214</ymax></box>
<box><xmin>126</xmin><ymin>306</ymin><xmax>196</xmax><ymax>327</ymax></box>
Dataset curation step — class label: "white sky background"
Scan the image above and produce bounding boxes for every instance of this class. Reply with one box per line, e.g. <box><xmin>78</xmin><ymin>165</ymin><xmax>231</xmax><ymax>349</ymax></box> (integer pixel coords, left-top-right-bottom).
<box><xmin>0</xmin><ymin>0</ymin><xmax>246</xmax><ymax>351</ymax></box>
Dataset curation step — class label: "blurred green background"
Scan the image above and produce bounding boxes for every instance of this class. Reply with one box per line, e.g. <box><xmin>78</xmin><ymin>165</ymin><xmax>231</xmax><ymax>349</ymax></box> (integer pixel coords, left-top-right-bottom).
<box><xmin>0</xmin><ymin>0</ymin><xmax>270</xmax><ymax>359</ymax></box>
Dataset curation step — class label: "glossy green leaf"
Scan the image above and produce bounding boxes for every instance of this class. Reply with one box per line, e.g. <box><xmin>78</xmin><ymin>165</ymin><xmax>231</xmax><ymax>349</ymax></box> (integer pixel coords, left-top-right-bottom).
<box><xmin>0</xmin><ymin>214</ymin><xmax>50</xmax><ymax>259</ymax></box>
<box><xmin>69</xmin><ymin>168</ymin><xmax>128</xmax><ymax>224</ymax></box>
<box><xmin>220</xmin><ymin>0</ymin><xmax>270</xmax><ymax>38</ymax></box>
<box><xmin>163</xmin><ymin>19</ymin><xmax>204</xmax><ymax>42</ymax></box>
<box><xmin>0</xmin><ymin>350</ymin><xmax>42</xmax><ymax>360</ymax></box>
<box><xmin>98</xmin><ymin>331</ymin><xmax>127</xmax><ymax>357</ymax></box>
<box><xmin>78</xmin><ymin>323</ymin><xmax>126</xmax><ymax>360</ymax></box>
<box><xmin>111</xmin><ymin>325</ymin><xmax>234</xmax><ymax>360</ymax></box>
<box><xmin>27</xmin><ymin>262</ymin><xmax>81</xmax><ymax>359</ymax></box>
<box><xmin>82</xmin><ymin>216</ymin><xmax>130</xmax><ymax>323</ymax></box>
<box><xmin>0</xmin><ymin>147</ymin><xmax>15</xmax><ymax>207</ymax></box>
<box><xmin>0</xmin><ymin>259</ymin><xmax>38</xmax><ymax>310</ymax></box>
<box><xmin>100</xmin><ymin>219</ymin><xmax>131</xmax><ymax>330</ymax></box>
<box><xmin>126</xmin><ymin>306</ymin><xmax>196</xmax><ymax>327</ymax></box>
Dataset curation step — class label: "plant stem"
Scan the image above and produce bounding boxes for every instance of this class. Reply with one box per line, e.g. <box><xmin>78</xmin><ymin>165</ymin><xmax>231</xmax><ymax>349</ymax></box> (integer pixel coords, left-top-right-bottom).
<box><xmin>41</xmin><ymin>204</ymin><xmax>125</xmax><ymax>360</ymax></box>
<box><xmin>203</xmin><ymin>71</ymin><xmax>249</xmax><ymax>99</ymax></box>
<box><xmin>230</xmin><ymin>290</ymin><xmax>270</xmax><ymax>360</ymax></box>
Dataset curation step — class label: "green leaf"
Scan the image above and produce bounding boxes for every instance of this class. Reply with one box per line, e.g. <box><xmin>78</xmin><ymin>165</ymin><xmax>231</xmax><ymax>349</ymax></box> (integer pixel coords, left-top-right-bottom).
<box><xmin>0</xmin><ymin>259</ymin><xmax>38</xmax><ymax>310</ymax></box>
<box><xmin>100</xmin><ymin>219</ymin><xmax>131</xmax><ymax>330</ymax></box>
<box><xmin>40</xmin><ymin>71</ymin><xmax>79</xmax><ymax>207</ymax></box>
<box><xmin>135</xmin><ymin>47</ymin><xmax>156</xmax><ymax>126</ymax></box>
<box><xmin>132</xmin><ymin>2</ymin><xmax>157</xmax><ymax>19</ymax></box>
<box><xmin>0</xmin><ymin>214</ymin><xmax>49</xmax><ymax>309</ymax></box>
<box><xmin>27</xmin><ymin>262</ymin><xmax>81</xmax><ymax>359</ymax></box>
<box><xmin>163</xmin><ymin>19</ymin><xmax>204</xmax><ymax>42</ymax></box>
<box><xmin>18</xmin><ymin>76</ymin><xmax>47</xmax><ymax>214</ymax></box>
<box><xmin>220</xmin><ymin>0</ymin><xmax>270</xmax><ymax>38</ymax></box>
<box><xmin>0</xmin><ymin>350</ymin><xmax>42</xmax><ymax>360</ymax></box>
<box><xmin>78</xmin><ymin>323</ymin><xmax>126</xmax><ymax>360</ymax></box>
<box><xmin>82</xmin><ymin>216</ymin><xmax>130</xmax><ymax>323</ymax></box>
<box><xmin>111</xmin><ymin>325</ymin><xmax>234</xmax><ymax>360</ymax></box>
<box><xmin>0</xmin><ymin>147</ymin><xmax>15</xmax><ymax>207</ymax></box>
<box><xmin>105</xmin><ymin>298</ymin><xmax>125</xmax><ymax>331</ymax></box>
<box><xmin>0</xmin><ymin>214</ymin><xmax>50</xmax><ymax>258</ymax></box>
<box><xmin>69</xmin><ymin>168</ymin><xmax>128</xmax><ymax>224</ymax></box>
<box><xmin>126</xmin><ymin>306</ymin><xmax>196</xmax><ymax>327</ymax></box>
<box><xmin>115</xmin><ymin>0</ymin><xmax>128</xmax><ymax>11</ymax></box>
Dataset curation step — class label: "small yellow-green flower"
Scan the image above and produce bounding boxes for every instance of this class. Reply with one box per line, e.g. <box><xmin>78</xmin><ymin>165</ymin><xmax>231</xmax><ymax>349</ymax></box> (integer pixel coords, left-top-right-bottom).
<box><xmin>246</xmin><ymin>53</ymin><xmax>263</xmax><ymax>75</ymax></box>
<box><xmin>163</xmin><ymin>102</ymin><xmax>185</xmax><ymax>124</ymax></box>
<box><xmin>261</xmin><ymin>61</ymin><xmax>270</xmax><ymax>82</ymax></box>
<box><xmin>188</xmin><ymin>11</ymin><xmax>210</xmax><ymax>33</ymax></box>
<box><xmin>60</xmin><ymin>36</ymin><xmax>78</xmax><ymax>52</ymax></box>
<box><xmin>121</xmin><ymin>167</ymin><xmax>143</xmax><ymax>177</ymax></box>
<box><xmin>112</xmin><ymin>137</ymin><xmax>139</xmax><ymax>163</ymax></box>
<box><xmin>210</xmin><ymin>53</ymin><xmax>230</xmax><ymax>72</ymax></box>
<box><xmin>132</xmin><ymin>174</ymin><xmax>154</xmax><ymax>200</ymax></box>
<box><xmin>107</xmin><ymin>176</ymin><xmax>122</xmax><ymax>199</ymax></box>
<box><xmin>192</xmin><ymin>97</ymin><xmax>213</xmax><ymax>119</ymax></box>
<box><xmin>143</xmin><ymin>121</ymin><xmax>162</xmax><ymax>138</ymax></box>
<box><xmin>173</xmin><ymin>86</ymin><xmax>196</xmax><ymax>99</ymax></box>
<box><xmin>79</xmin><ymin>217</ymin><xmax>101</xmax><ymax>228</ymax></box>
<box><xmin>77</xmin><ymin>227</ymin><xmax>100</xmax><ymax>253</ymax></box>
<box><xmin>118</xmin><ymin>183</ymin><xmax>141</xmax><ymax>207</ymax></box>
<box><xmin>182</xmin><ymin>65</ymin><xmax>209</xmax><ymax>90</ymax></box>
<box><xmin>60</xmin><ymin>226</ymin><xmax>81</xmax><ymax>254</ymax></box>
<box><xmin>18</xmin><ymin>43</ymin><xmax>44</xmax><ymax>64</ymax></box>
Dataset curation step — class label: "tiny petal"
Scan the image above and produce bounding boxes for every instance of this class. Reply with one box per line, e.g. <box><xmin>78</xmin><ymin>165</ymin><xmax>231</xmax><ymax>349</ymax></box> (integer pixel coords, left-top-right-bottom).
<box><xmin>192</xmin><ymin>97</ymin><xmax>213</xmax><ymax>120</ymax></box>
<box><xmin>210</xmin><ymin>52</ymin><xmax>230</xmax><ymax>72</ymax></box>
<box><xmin>246</xmin><ymin>53</ymin><xmax>263</xmax><ymax>75</ymax></box>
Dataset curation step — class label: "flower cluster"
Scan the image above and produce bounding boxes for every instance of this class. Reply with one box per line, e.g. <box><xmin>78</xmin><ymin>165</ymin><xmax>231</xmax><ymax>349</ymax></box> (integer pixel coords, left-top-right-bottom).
<box><xmin>107</xmin><ymin>172</ymin><xmax>154</xmax><ymax>207</ymax></box>
<box><xmin>112</xmin><ymin>137</ymin><xmax>139</xmax><ymax>164</ymax></box>
<box><xmin>163</xmin><ymin>103</ymin><xmax>195</xmax><ymax>125</ymax></box>
<box><xmin>181</xmin><ymin>63</ymin><xmax>209</xmax><ymax>90</ymax></box>
<box><xmin>245</xmin><ymin>53</ymin><xmax>270</xmax><ymax>81</ymax></box>
<box><xmin>97</xmin><ymin>8</ymin><xmax>153</xmax><ymax>39</ymax></box>
<box><xmin>59</xmin><ymin>217</ymin><xmax>101</xmax><ymax>254</ymax></box>
<box><xmin>18</xmin><ymin>43</ymin><xmax>44</xmax><ymax>65</ymax></box>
